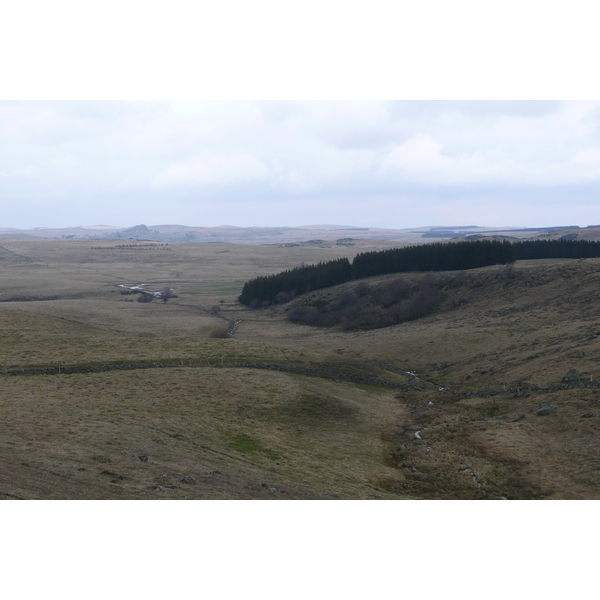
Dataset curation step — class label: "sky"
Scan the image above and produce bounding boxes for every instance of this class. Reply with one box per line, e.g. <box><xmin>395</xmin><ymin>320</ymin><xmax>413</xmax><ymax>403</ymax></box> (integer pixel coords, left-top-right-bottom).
<box><xmin>2</xmin><ymin>100</ymin><xmax>600</xmax><ymax>230</ymax></box>
<box><xmin>2</xmin><ymin>2</ymin><xmax>600</xmax><ymax>232</ymax></box>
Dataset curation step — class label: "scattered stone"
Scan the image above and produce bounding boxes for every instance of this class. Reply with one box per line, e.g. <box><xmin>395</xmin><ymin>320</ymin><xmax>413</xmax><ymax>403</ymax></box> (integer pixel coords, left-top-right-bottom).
<box><xmin>203</xmin><ymin>470</ymin><xmax>214</xmax><ymax>477</ymax></box>
<box><xmin>268</xmin><ymin>487</ymin><xmax>277</xmax><ymax>493</ymax></box>
<box><xmin>159</xmin><ymin>474</ymin><xmax>169</xmax><ymax>482</ymax></box>
<box><xmin>428</xmin><ymin>401</ymin><xmax>434</xmax><ymax>406</ymax></box>
<box><xmin>137</xmin><ymin>455</ymin><xmax>149</xmax><ymax>462</ymax></box>
<box><xmin>563</xmin><ymin>369</ymin><xmax>580</xmax><ymax>382</ymax></box>
<box><xmin>155</xmin><ymin>486</ymin><xmax>164</xmax><ymax>492</ymax></box>
<box><xmin>165</xmin><ymin>484</ymin><xmax>180</xmax><ymax>489</ymax></box>
<box><xmin>475</xmin><ymin>417</ymin><xmax>487</xmax><ymax>421</ymax></box>
<box><xmin>513</xmin><ymin>414</ymin><xmax>526</xmax><ymax>422</ymax></box>
<box><xmin>578</xmin><ymin>350</ymin><xmax>588</xmax><ymax>358</ymax></box>
<box><xmin>93</xmin><ymin>455</ymin><xmax>111</xmax><ymax>462</ymax></box>
<box><xmin>582</xmin><ymin>412</ymin><xmax>596</xmax><ymax>418</ymax></box>
<box><xmin>558</xmin><ymin>355</ymin><xmax>566</xmax><ymax>361</ymax></box>
<box><xmin>180</xmin><ymin>475</ymin><xmax>198</xmax><ymax>484</ymax></box>
<box><xmin>536</xmin><ymin>404</ymin><xmax>556</xmax><ymax>416</ymax></box>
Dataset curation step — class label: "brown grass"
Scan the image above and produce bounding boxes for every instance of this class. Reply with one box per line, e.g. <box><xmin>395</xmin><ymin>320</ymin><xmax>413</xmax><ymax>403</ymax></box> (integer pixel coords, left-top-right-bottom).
<box><xmin>2</xmin><ymin>239</ymin><xmax>600</xmax><ymax>499</ymax></box>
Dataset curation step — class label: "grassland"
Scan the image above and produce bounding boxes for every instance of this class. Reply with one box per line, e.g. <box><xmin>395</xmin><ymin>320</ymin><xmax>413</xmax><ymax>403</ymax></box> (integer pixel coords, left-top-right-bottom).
<box><xmin>1</xmin><ymin>238</ymin><xmax>600</xmax><ymax>499</ymax></box>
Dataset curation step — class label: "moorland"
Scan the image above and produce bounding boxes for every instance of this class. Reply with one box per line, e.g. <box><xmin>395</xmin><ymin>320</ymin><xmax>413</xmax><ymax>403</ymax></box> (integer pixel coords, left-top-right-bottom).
<box><xmin>1</xmin><ymin>234</ymin><xmax>600</xmax><ymax>499</ymax></box>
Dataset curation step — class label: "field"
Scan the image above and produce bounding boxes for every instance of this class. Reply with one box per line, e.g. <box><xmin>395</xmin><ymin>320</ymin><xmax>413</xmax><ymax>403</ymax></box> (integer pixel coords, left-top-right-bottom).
<box><xmin>1</xmin><ymin>238</ymin><xmax>600</xmax><ymax>499</ymax></box>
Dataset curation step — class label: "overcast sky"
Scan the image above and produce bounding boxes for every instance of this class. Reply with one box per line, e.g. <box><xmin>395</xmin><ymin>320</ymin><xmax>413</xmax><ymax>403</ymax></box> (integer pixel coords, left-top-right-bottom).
<box><xmin>1</xmin><ymin>100</ymin><xmax>600</xmax><ymax>230</ymax></box>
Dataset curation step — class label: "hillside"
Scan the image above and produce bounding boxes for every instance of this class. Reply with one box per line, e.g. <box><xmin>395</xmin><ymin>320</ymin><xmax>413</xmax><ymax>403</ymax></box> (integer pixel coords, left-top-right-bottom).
<box><xmin>1</xmin><ymin>238</ymin><xmax>599</xmax><ymax>499</ymax></box>
<box><xmin>4</xmin><ymin>223</ymin><xmax>600</xmax><ymax>244</ymax></box>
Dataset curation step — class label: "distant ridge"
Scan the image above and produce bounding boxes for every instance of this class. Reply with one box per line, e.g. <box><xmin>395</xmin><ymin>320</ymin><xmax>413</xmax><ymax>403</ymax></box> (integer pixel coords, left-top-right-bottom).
<box><xmin>1</xmin><ymin>224</ymin><xmax>599</xmax><ymax>245</ymax></box>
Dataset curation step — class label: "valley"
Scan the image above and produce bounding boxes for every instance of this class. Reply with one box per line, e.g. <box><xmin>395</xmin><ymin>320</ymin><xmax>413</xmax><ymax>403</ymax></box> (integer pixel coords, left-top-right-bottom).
<box><xmin>1</xmin><ymin>238</ymin><xmax>599</xmax><ymax>499</ymax></box>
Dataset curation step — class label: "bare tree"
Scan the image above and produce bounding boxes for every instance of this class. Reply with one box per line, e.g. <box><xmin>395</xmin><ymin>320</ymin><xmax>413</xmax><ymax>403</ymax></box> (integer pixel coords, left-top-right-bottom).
<box><xmin>157</xmin><ymin>287</ymin><xmax>177</xmax><ymax>304</ymax></box>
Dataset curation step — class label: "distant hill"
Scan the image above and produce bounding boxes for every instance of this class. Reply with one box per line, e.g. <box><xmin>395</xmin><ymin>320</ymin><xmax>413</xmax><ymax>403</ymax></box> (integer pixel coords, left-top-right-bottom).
<box><xmin>1</xmin><ymin>223</ymin><xmax>599</xmax><ymax>245</ymax></box>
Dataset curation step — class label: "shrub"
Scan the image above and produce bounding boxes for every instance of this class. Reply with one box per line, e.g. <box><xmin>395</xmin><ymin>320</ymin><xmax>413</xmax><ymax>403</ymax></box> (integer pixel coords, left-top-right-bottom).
<box><xmin>287</xmin><ymin>274</ymin><xmax>444</xmax><ymax>331</ymax></box>
<box><xmin>210</xmin><ymin>328</ymin><xmax>229</xmax><ymax>338</ymax></box>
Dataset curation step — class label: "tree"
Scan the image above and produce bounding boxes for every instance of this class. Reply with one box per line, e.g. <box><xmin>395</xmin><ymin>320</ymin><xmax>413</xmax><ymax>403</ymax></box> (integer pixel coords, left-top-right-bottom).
<box><xmin>157</xmin><ymin>287</ymin><xmax>177</xmax><ymax>304</ymax></box>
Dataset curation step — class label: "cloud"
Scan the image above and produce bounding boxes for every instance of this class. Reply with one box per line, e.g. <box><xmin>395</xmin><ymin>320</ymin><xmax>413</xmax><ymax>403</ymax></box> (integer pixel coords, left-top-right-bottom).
<box><xmin>2</xmin><ymin>100</ymin><xmax>600</xmax><ymax>229</ymax></box>
<box><xmin>376</xmin><ymin>134</ymin><xmax>509</xmax><ymax>185</ymax></box>
<box><xmin>152</xmin><ymin>151</ymin><xmax>270</xmax><ymax>188</ymax></box>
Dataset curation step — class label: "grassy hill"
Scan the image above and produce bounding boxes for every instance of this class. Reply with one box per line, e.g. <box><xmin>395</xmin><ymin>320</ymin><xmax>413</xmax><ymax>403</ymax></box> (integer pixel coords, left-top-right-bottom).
<box><xmin>1</xmin><ymin>238</ymin><xmax>600</xmax><ymax>499</ymax></box>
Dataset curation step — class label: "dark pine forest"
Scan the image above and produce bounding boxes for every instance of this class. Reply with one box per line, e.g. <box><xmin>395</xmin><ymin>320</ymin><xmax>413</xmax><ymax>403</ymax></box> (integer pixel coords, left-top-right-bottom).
<box><xmin>238</xmin><ymin>239</ymin><xmax>600</xmax><ymax>307</ymax></box>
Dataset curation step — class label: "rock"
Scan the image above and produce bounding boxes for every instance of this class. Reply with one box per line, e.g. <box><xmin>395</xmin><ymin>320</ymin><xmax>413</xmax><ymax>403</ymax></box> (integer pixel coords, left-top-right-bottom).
<box><xmin>159</xmin><ymin>474</ymin><xmax>169</xmax><ymax>482</ymax></box>
<box><xmin>582</xmin><ymin>412</ymin><xmax>596</xmax><ymax>418</ymax></box>
<box><xmin>536</xmin><ymin>404</ymin><xmax>556</xmax><ymax>416</ymax></box>
<box><xmin>137</xmin><ymin>455</ymin><xmax>149</xmax><ymax>462</ymax></box>
<box><xmin>93</xmin><ymin>455</ymin><xmax>111</xmax><ymax>462</ymax></box>
<box><xmin>563</xmin><ymin>369</ymin><xmax>580</xmax><ymax>382</ymax></box>
<box><xmin>578</xmin><ymin>350</ymin><xmax>588</xmax><ymax>358</ymax></box>
<box><xmin>180</xmin><ymin>475</ymin><xmax>197</xmax><ymax>484</ymax></box>
<box><xmin>155</xmin><ymin>486</ymin><xmax>164</xmax><ymax>492</ymax></box>
<box><xmin>513</xmin><ymin>414</ymin><xmax>525</xmax><ymax>422</ymax></box>
<box><xmin>165</xmin><ymin>484</ymin><xmax>180</xmax><ymax>489</ymax></box>
<box><xmin>558</xmin><ymin>355</ymin><xmax>566</xmax><ymax>361</ymax></box>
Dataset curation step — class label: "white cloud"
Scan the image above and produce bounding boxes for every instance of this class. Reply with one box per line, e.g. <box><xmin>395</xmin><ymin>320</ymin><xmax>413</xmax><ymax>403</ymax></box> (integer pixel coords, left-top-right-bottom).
<box><xmin>152</xmin><ymin>151</ymin><xmax>270</xmax><ymax>187</ymax></box>
<box><xmin>2</xmin><ymin>100</ymin><xmax>600</xmax><ymax>228</ymax></box>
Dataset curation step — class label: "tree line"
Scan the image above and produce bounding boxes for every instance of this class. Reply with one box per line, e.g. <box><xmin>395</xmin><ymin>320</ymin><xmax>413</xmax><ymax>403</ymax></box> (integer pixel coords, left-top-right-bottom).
<box><xmin>513</xmin><ymin>239</ymin><xmax>600</xmax><ymax>260</ymax></box>
<box><xmin>238</xmin><ymin>239</ymin><xmax>600</xmax><ymax>306</ymax></box>
<box><xmin>238</xmin><ymin>258</ymin><xmax>352</xmax><ymax>307</ymax></box>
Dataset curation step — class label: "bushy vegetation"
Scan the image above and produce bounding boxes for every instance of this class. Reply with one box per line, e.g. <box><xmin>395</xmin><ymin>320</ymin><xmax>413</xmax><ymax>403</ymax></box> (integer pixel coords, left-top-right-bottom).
<box><xmin>210</xmin><ymin>328</ymin><xmax>230</xmax><ymax>338</ymax></box>
<box><xmin>287</xmin><ymin>275</ymin><xmax>454</xmax><ymax>330</ymax></box>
